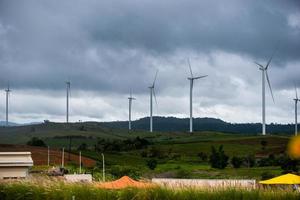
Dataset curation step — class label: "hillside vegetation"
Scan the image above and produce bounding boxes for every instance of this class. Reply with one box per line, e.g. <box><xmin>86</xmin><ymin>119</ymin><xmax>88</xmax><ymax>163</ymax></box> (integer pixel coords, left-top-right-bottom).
<box><xmin>0</xmin><ymin>122</ymin><xmax>293</xmax><ymax>180</ymax></box>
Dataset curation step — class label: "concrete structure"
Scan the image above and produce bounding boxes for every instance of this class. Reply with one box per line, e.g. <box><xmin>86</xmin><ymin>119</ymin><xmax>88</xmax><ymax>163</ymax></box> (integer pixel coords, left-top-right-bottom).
<box><xmin>152</xmin><ymin>178</ymin><xmax>256</xmax><ymax>189</ymax></box>
<box><xmin>64</xmin><ymin>174</ymin><xmax>92</xmax><ymax>183</ymax></box>
<box><xmin>0</xmin><ymin>152</ymin><xmax>33</xmax><ymax>179</ymax></box>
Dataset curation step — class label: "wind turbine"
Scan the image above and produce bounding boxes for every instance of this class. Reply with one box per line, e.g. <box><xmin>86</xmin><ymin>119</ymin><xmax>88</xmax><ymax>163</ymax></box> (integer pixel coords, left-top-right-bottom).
<box><xmin>66</xmin><ymin>81</ymin><xmax>71</xmax><ymax>123</ymax></box>
<box><xmin>255</xmin><ymin>53</ymin><xmax>275</xmax><ymax>135</ymax></box>
<box><xmin>128</xmin><ymin>90</ymin><xmax>136</xmax><ymax>131</ymax></box>
<box><xmin>187</xmin><ymin>59</ymin><xmax>207</xmax><ymax>133</ymax></box>
<box><xmin>4</xmin><ymin>83</ymin><xmax>11</xmax><ymax>127</ymax></box>
<box><xmin>149</xmin><ymin>70</ymin><xmax>158</xmax><ymax>132</ymax></box>
<box><xmin>294</xmin><ymin>85</ymin><xmax>299</xmax><ymax>136</ymax></box>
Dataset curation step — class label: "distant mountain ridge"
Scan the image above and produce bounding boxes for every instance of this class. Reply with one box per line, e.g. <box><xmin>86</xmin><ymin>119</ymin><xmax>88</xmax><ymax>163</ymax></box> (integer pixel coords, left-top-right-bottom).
<box><xmin>0</xmin><ymin>121</ymin><xmax>42</xmax><ymax>127</ymax></box>
<box><xmin>101</xmin><ymin>116</ymin><xmax>294</xmax><ymax>135</ymax></box>
<box><xmin>0</xmin><ymin>117</ymin><xmax>294</xmax><ymax>135</ymax></box>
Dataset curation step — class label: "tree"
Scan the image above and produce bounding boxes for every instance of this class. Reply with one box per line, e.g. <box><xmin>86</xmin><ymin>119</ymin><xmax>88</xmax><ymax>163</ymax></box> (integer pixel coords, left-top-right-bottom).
<box><xmin>261</xmin><ymin>172</ymin><xmax>275</xmax><ymax>180</ymax></box>
<box><xmin>27</xmin><ymin>137</ymin><xmax>46</xmax><ymax>147</ymax></box>
<box><xmin>244</xmin><ymin>154</ymin><xmax>256</xmax><ymax>168</ymax></box>
<box><xmin>261</xmin><ymin>140</ymin><xmax>268</xmax><ymax>150</ymax></box>
<box><xmin>231</xmin><ymin>156</ymin><xmax>243</xmax><ymax>168</ymax></box>
<box><xmin>78</xmin><ymin>143</ymin><xmax>88</xmax><ymax>151</ymax></box>
<box><xmin>209</xmin><ymin>145</ymin><xmax>229</xmax><ymax>169</ymax></box>
<box><xmin>146</xmin><ymin>159</ymin><xmax>157</xmax><ymax>170</ymax></box>
<box><xmin>197</xmin><ymin>152</ymin><xmax>208</xmax><ymax>162</ymax></box>
<box><xmin>279</xmin><ymin>156</ymin><xmax>299</xmax><ymax>173</ymax></box>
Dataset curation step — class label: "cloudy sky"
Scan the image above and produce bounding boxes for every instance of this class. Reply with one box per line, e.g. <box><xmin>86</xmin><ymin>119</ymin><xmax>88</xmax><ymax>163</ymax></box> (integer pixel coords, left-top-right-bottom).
<box><xmin>0</xmin><ymin>0</ymin><xmax>299</xmax><ymax>124</ymax></box>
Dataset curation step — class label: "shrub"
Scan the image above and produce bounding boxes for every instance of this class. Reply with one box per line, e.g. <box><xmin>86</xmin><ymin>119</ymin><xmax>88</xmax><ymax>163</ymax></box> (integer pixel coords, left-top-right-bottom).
<box><xmin>258</xmin><ymin>157</ymin><xmax>273</xmax><ymax>167</ymax></box>
<box><xmin>243</xmin><ymin>154</ymin><xmax>256</xmax><ymax>168</ymax></box>
<box><xmin>197</xmin><ymin>152</ymin><xmax>208</xmax><ymax>162</ymax></box>
<box><xmin>209</xmin><ymin>145</ymin><xmax>229</xmax><ymax>169</ymax></box>
<box><xmin>146</xmin><ymin>159</ymin><xmax>157</xmax><ymax>170</ymax></box>
<box><xmin>261</xmin><ymin>171</ymin><xmax>275</xmax><ymax>180</ymax></box>
<box><xmin>280</xmin><ymin>156</ymin><xmax>299</xmax><ymax>173</ymax></box>
<box><xmin>175</xmin><ymin>169</ymin><xmax>191</xmax><ymax>178</ymax></box>
<box><xmin>109</xmin><ymin>165</ymin><xmax>140</xmax><ymax>179</ymax></box>
<box><xmin>231</xmin><ymin>156</ymin><xmax>243</xmax><ymax>168</ymax></box>
<box><xmin>78</xmin><ymin>143</ymin><xmax>88</xmax><ymax>151</ymax></box>
<box><xmin>26</xmin><ymin>137</ymin><xmax>46</xmax><ymax>147</ymax></box>
<box><xmin>260</xmin><ymin>140</ymin><xmax>268</xmax><ymax>150</ymax></box>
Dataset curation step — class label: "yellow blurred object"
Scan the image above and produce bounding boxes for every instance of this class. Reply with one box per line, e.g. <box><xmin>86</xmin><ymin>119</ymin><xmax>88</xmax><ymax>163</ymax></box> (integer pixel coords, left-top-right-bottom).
<box><xmin>288</xmin><ymin>136</ymin><xmax>300</xmax><ymax>159</ymax></box>
<box><xmin>259</xmin><ymin>173</ymin><xmax>300</xmax><ymax>184</ymax></box>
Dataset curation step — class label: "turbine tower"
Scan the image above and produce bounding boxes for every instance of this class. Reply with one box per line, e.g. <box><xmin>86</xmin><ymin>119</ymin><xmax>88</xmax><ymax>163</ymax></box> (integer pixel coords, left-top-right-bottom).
<box><xmin>294</xmin><ymin>85</ymin><xmax>299</xmax><ymax>136</ymax></box>
<box><xmin>187</xmin><ymin>59</ymin><xmax>207</xmax><ymax>133</ymax></box>
<box><xmin>66</xmin><ymin>81</ymin><xmax>71</xmax><ymax>123</ymax></box>
<box><xmin>5</xmin><ymin>84</ymin><xmax>11</xmax><ymax>127</ymax></box>
<box><xmin>128</xmin><ymin>90</ymin><xmax>136</xmax><ymax>130</ymax></box>
<box><xmin>149</xmin><ymin>70</ymin><xmax>158</xmax><ymax>132</ymax></box>
<box><xmin>255</xmin><ymin>53</ymin><xmax>275</xmax><ymax>135</ymax></box>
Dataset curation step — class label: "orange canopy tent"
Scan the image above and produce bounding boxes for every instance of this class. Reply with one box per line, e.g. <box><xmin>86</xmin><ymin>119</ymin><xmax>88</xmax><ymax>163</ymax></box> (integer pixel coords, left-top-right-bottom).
<box><xmin>96</xmin><ymin>176</ymin><xmax>154</xmax><ymax>189</ymax></box>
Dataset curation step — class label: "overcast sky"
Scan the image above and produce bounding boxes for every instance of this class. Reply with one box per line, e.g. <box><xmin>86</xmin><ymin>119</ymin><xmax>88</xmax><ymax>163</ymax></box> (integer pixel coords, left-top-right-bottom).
<box><xmin>0</xmin><ymin>0</ymin><xmax>299</xmax><ymax>124</ymax></box>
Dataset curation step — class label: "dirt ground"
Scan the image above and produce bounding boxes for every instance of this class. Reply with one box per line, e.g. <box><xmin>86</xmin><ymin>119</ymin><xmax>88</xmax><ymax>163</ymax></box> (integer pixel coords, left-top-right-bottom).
<box><xmin>0</xmin><ymin>144</ymin><xmax>96</xmax><ymax>167</ymax></box>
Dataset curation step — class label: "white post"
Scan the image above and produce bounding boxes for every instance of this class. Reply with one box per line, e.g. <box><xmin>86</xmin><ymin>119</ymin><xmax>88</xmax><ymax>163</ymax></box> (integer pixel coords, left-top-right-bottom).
<box><xmin>47</xmin><ymin>146</ymin><xmax>50</xmax><ymax>166</ymax></box>
<box><xmin>295</xmin><ymin>100</ymin><xmax>298</xmax><ymax>136</ymax></box>
<box><xmin>5</xmin><ymin>86</ymin><xmax>10</xmax><ymax>127</ymax></box>
<box><xmin>6</xmin><ymin>90</ymin><xmax>8</xmax><ymax>127</ymax></box>
<box><xmin>62</xmin><ymin>147</ymin><xmax>65</xmax><ymax>168</ymax></box>
<box><xmin>66</xmin><ymin>83</ymin><xmax>69</xmax><ymax>123</ymax></box>
<box><xmin>189</xmin><ymin>79</ymin><xmax>193</xmax><ymax>133</ymax></box>
<box><xmin>101</xmin><ymin>153</ymin><xmax>105</xmax><ymax>182</ymax></box>
<box><xmin>79</xmin><ymin>151</ymin><xmax>82</xmax><ymax>174</ymax></box>
<box><xmin>262</xmin><ymin>70</ymin><xmax>266</xmax><ymax>135</ymax></box>
<box><xmin>129</xmin><ymin>98</ymin><xmax>132</xmax><ymax>130</ymax></box>
<box><xmin>150</xmin><ymin>88</ymin><xmax>153</xmax><ymax>132</ymax></box>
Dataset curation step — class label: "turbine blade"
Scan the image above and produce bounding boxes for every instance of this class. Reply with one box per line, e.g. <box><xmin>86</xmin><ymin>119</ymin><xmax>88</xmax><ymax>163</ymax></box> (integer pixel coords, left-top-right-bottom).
<box><xmin>187</xmin><ymin>58</ymin><xmax>193</xmax><ymax>77</ymax></box>
<box><xmin>152</xmin><ymin>70</ymin><xmax>159</xmax><ymax>87</ymax></box>
<box><xmin>295</xmin><ymin>84</ymin><xmax>298</xmax><ymax>100</ymax></box>
<box><xmin>266</xmin><ymin>71</ymin><xmax>275</xmax><ymax>103</ymax></box>
<box><xmin>193</xmin><ymin>75</ymin><xmax>208</xmax><ymax>80</ymax></box>
<box><xmin>254</xmin><ymin>62</ymin><xmax>264</xmax><ymax>69</ymax></box>
<box><xmin>265</xmin><ymin>49</ymin><xmax>277</xmax><ymax>70</ymax></box>
<box><xmin>153</xmin><ymin>89</ymin><xmax>158</xmax><ymax>108</ymax></box>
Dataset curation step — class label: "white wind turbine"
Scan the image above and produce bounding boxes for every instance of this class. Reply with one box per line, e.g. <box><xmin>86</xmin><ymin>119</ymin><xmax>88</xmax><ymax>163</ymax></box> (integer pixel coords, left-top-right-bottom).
<box><xmin>4</xmin><ymin>83</ymin><xmax>11</xmax><ymax>127</ymax></box>
<box><xmin>66</xmin><ymin>81</ymin><xmax>71</xmax><ymax>123</ymax></box>
<box><xmin>294</xmin><ymin>85</ymin><xmax>299</xmax><ymax>136</ymax></box>
<box><xmin>128</xmin><ymin>89</ymin><xmax>136</xmax><ymax>131</ymax></box>
<box><xmin>187</xmin><ymin>59</ymin><xmax>207</xmax><ymax>133</ymax></box>
<box><xmin>149</xmin><ymin>70</ymin><xmax>158</xmax><ymax>132</ymax></box>
<box><xmin>255</xmin><ymin>53</ymin><xmax>275</xmax><ymax>135</ymax></box>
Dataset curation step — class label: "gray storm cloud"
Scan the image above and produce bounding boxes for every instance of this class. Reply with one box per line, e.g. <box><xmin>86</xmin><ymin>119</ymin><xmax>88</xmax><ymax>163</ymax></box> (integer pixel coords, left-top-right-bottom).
<box><xmin>0</xmin><ymin>0</ymin><xmax>299</xmax><ymax>123</ymax></box>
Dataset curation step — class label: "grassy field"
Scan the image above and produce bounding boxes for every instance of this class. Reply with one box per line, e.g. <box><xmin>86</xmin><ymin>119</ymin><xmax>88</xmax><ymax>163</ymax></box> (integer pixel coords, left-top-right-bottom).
<box><xmin>0</xmin><ymin>181</ymin><xmax>299</xmax><ymax>200</ymax></box>
<box><xmin>0</xmin><ymin>122</ymin><xmax>292</xmax><ymax>180</ymax></box>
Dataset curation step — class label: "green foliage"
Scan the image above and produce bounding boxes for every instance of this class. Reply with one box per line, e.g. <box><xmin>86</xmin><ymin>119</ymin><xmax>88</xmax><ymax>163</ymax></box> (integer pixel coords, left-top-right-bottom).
<box><xmin>77</xmin><ymin>143</ymin><xmax>88</xmax><ymax>151</ymax></box>
<box><xmin>197</xmin><ymin>152</ymin><xmax>208</xmax><ymax>162</ymax></box>
<box><xmin>260</xmin><ymin>140</ymin><xmax>268</xmax><ymax>150</ymax></box>
<box><xmin>1</xmin><ymin>182</ymin><xmax>300</xmax><ymax>200</ymax></box>
<box><xmin>209</xmin><ymin>145</ymin><xmax>229</xmax><ymax>169</ymax></box>
<box><xmin>175</xmin><ymin>169</ymin><xmax>192</xmax><ymax>178</ymax></box>
<box><xmin>243</xmin><ymin>155</ymin><xmax>256</xmax><ymax>168</ymax></box>
<box><xmin>94</xmin><ymin>137</ymin><xmax>150</xmax><ymax>152</ymax></box>
<box><xmin>146</xmin><ymin>159</ymin><xmax>157</xmax><ymax>170</ymax></box>
<box><xmin>279</xmin><ymin>156</ymin><xmax>299</xmax><ymax>173</ymax></box>
<box><xmin>109</xmin><ymin>165</ymin><xmax>140</xmax><ymax>179</ymax></box>
<box><xmin>261</xmin><ymin>171</ymin><xmax>275</xmax><ymax>180</ymax></box>
<box><xmin>231</xmin><ymin>156</ymin><xmax>243</xmax><ymax>168</ymax></box>
<box><xmin>26</xmin><ymin>137</ymin><xmax>46</xmax><ymax>147</ymax></box>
